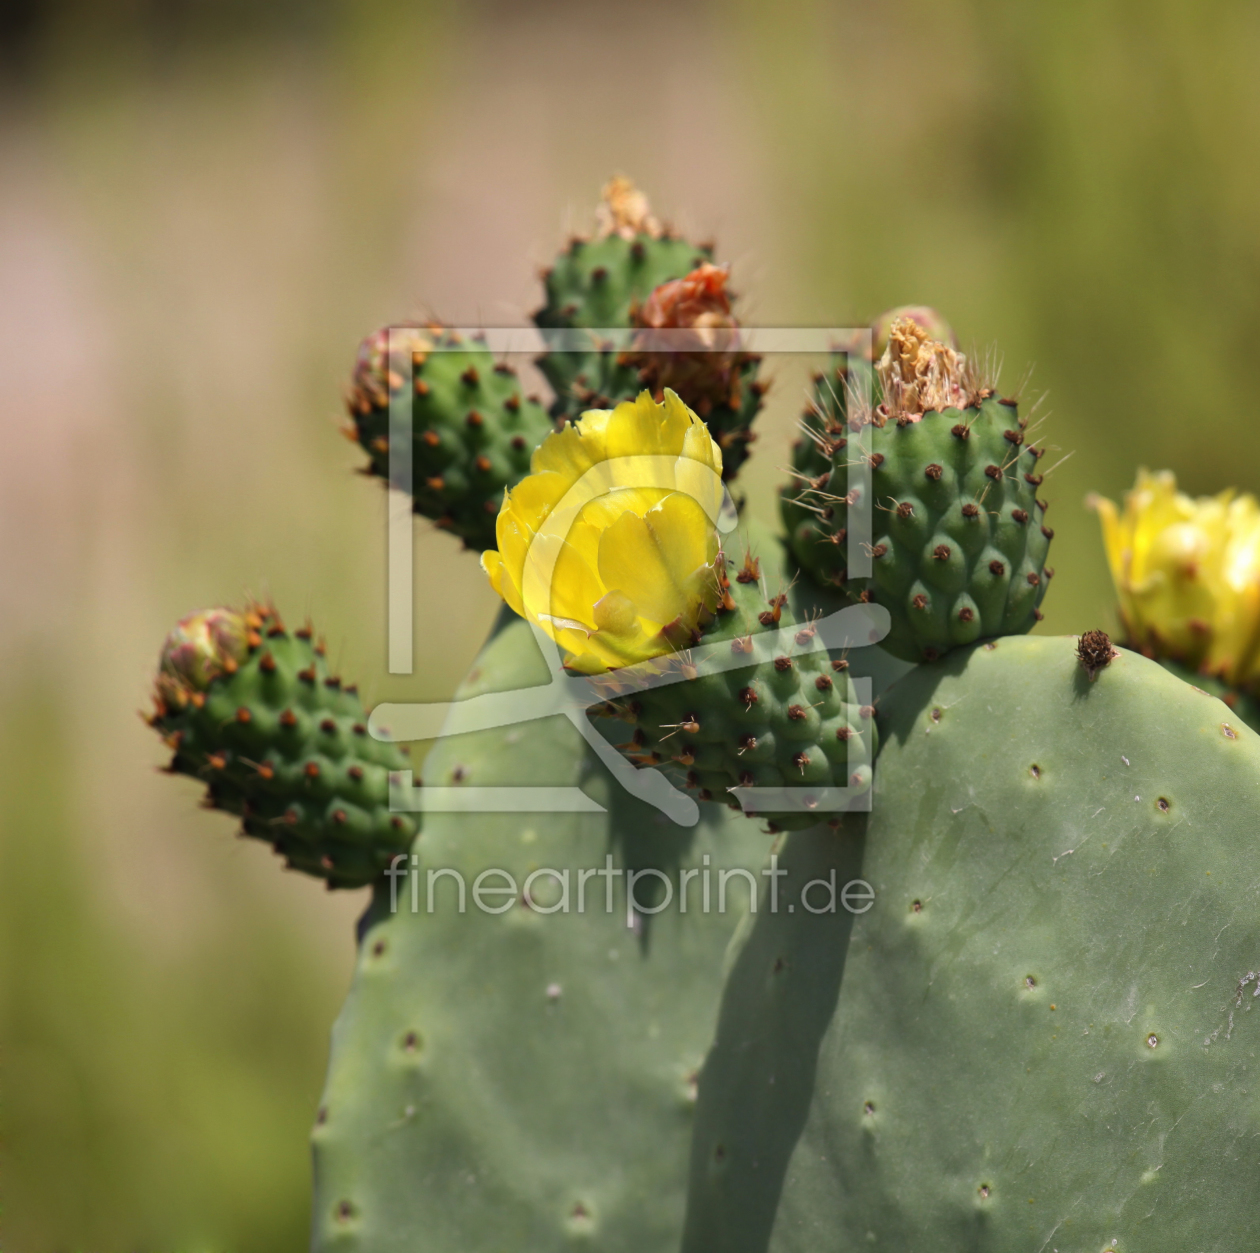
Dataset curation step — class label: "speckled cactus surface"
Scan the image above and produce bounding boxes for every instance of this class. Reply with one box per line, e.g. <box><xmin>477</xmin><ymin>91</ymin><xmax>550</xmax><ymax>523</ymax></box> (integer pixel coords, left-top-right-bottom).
<box><xmin>311</xmin><ymin>609</ymin><xmax>772</xmax><ymax>1252</ymax></box>
<box><xmin>597</xmin><ymin>547</ymin><xmax>877</xmax><ymax>832</ymax></box>
<box><xmin>345</xmin><ymin>324</ymin><xmax>554</xmax><ymax>551</ymax></box>
<box><xmin>684</xmin><ymin>635</ymin><xmax>1260</xmax><ymax>1251</ymax></box>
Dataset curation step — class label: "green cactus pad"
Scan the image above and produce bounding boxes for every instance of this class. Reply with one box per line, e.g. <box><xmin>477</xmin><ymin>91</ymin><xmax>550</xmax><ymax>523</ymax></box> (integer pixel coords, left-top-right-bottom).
<box><xmin>1156</xmin><ymin>654</ymin><xmax>1260</xmax><ymax>734</ymax></box>
<box><xmin>149</xmin><ymin>604</ymin><xmax>415</xmax><ymax>888</ymax></box>
<box><xmin>684</xmin><ymin>635</ymin><xmax>1260</xmax><ymax>1251</ymax></box>
<box><xmin>346</xmin><ymin>326</ymin><xmax>554</xmax><ymax>551</ymax></box>
<box><xmin>598</xmin><ymin>550</ymin><xmax>877</xmax><ymax>833</ymax></box>
<box><xmin>311</xmin><ymin>607</ymin><xmax>771</xmax><ymax>1253</ymax></box>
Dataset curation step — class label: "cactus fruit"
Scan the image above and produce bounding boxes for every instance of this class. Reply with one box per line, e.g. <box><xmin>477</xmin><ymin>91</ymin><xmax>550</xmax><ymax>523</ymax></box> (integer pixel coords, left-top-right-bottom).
<box><xmin>781</xmin><ymin>315</ymin><xmax>1052</xmax><ymax>661</ymax></box>
<box><xmin>534</xmin><ymin>177</ymin><xmax>708</xmax><ymax>413</ymax></box>
<box><xmin>312</xmin><ymin>609</ymin><xmax>772</xmax><ymax>1253</ymax></box>
<box><xmin>684</xmin><ymin>635</ymin><xmax>1260</xmax><ymax>1251</ymax></box>
<box><xmin>345</xmin><ymin>324</ymin><xmax>554</xmax><ymax>551</ymax></box>
<box><xmin>148</xmin><ymin>603</ymin><xmax>415</xmax><ymax>888</ymax></box>
<box><xmin>1092</xmin><ymin>468</ymin><xmax>1260</xmax><ymax>718</ymax></box>
<box><xmin>596</xmin><ymin>548</ymin><xmax>877</xmax><ymax>831</ymax></box>
<box><xmin>534</xmin><ymin>178</ymin><xmax>763</xmax><ymax>477</ymax></box>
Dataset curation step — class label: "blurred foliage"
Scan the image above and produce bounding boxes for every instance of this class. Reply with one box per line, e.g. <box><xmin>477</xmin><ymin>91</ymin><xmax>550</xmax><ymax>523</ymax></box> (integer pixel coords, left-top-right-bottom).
<box><xmin>1</xmin><ymin>0</ymin><xmax>1259</xmax><ymax>1248</ymax></box>
<box><xmin>0</xmin><ymin>686</ymin><xmax>340</xmax><ymax>1251</ymax></box>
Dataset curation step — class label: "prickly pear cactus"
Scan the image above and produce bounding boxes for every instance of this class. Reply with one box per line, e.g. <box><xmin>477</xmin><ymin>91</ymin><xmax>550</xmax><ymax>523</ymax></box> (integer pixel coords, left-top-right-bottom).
<box><xmin>684</xmin><ymin>635</ymin><xmax>1260</xmax><ymax>1252</ymax></box>
<box><xmin>311</xmin><ymin>608</ymin><xmax>773</xmax><ymax>1253</ymax></box>
<box><xmin>345</xmin><ymin>324</ymin><xmax>554</xmax><ymax>550</ymax></box>
<box><xmin>598</xmin><ymin>549</ymin><xmax>877</xmax><ymax>832</ymax></box>
<box><xmin>781</xmin><ymin>317</ymin><xmax>1053</xmax><ymax>661</ymax></box>
<box><xmin>533</xmin><ymin>180</ymin><xmax>763</xmax><ymax>475</ymax></box>
<box><xmin>148</xmin><ymin>604</ymin><xmax>415</xmax><ymax>888</ymax></box>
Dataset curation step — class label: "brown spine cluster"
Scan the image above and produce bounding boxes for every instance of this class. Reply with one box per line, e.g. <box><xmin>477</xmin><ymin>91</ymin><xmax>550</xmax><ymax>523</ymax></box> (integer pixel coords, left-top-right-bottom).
<box><xmin>1077</xmin><ymin>629</ymin><xmax>1119</xmax><ymax>680</ymax></box>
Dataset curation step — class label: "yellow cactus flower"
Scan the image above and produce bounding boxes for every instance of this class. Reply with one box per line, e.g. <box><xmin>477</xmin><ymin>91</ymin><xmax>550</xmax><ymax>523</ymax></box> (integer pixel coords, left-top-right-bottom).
<box><xmin>1092</xmin><ymin>469</ymin><xmax>1260</xmax><ymax>688</ymax></box>
<box><xmin>481</xmin><ymin>390</ymin><xmax>725</xmax><ymax>674</ymax></box>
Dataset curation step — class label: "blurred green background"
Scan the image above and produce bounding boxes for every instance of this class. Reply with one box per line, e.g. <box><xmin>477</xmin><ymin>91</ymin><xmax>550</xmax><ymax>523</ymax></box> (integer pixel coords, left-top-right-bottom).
<box><xmin>2</xmin><ymin>0</ymin><xmax>1258</xmax><ymax>1248</ymax></box>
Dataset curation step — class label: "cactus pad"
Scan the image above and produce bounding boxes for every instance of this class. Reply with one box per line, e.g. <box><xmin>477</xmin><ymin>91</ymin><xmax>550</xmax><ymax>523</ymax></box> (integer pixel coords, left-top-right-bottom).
<box><xmin>684</xmin><ymin>635</ymin><xmax>1260</xmax><ymax>1251</ymax></box>
<box><xmin>312</xmin><ymin>608</ymin><xmax>771</xmax><ymax>1252</ymax></box>
<box><xmin>149</xmin><ymin>604</ymin><xmax>415</xmax><ymax>888</ymax></box>
<box><xmin>1156</xmin><ymin>654</ymin><xmax>1260</xmax><ymax>733</ymax></box>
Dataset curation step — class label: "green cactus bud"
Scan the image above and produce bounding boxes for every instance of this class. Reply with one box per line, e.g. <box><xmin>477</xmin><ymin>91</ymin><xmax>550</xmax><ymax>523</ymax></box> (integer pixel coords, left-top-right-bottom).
<box><xmin>597</xmin><ymin>548</ymin><xmax>877</xmax><ymax>833</ymax></box>
<box><xmin>780</xmin><ymin>315</ymin><xmax>1052</xmax><ymax>662</ymax></box>
<box><xmin>345</xmin><ymin>324</ymin><xmax>554</xmax><ymax>551</ymax></box>
<box><xmin>533</xmin><ymin>178</ymin><xmax>763</xmax><ymax>478</ymax></box>
<box><xmin>149</xmin><ymin>603</ymin><xmax>415</xmax><ymax>888</ymax></box>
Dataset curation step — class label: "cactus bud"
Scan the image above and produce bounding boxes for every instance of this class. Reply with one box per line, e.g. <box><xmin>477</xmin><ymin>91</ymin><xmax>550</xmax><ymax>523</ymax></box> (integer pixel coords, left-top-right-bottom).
<box><xmin>149</xmin><ymin>602</ymin><xmax>416</xmax><ymax>888</ymax></box>
<box><xmin>155</xmin><ymin>607</ymin><xmax>249</xmax><ymax>711</ymax></box>
<box><xmin>1091</xmin><ymin>469</ymin><xmax>1260</xmax><ymax>691</ymax></box>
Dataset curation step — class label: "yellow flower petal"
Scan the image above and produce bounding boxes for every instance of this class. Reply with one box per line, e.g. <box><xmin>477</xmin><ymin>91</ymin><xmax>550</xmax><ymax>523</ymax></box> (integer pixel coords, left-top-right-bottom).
<box><xmin>647</xmin><ymin>491</ymin><xmax>721</xmax><ymax>598</ymax></box>
<box><xmin>597</xmin><ymin>510</ymin><xmax>688</xmax><ymax>629</ymax></box>
<box><xmin>480</xmin><ymin>390</ymin><xmax>723</xmax><ymax>671</ymax></box>
<box><xmin>1093</xmin><ymin>467</ymin><xmax>1260</xmax><ymax>689</ymax></box>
